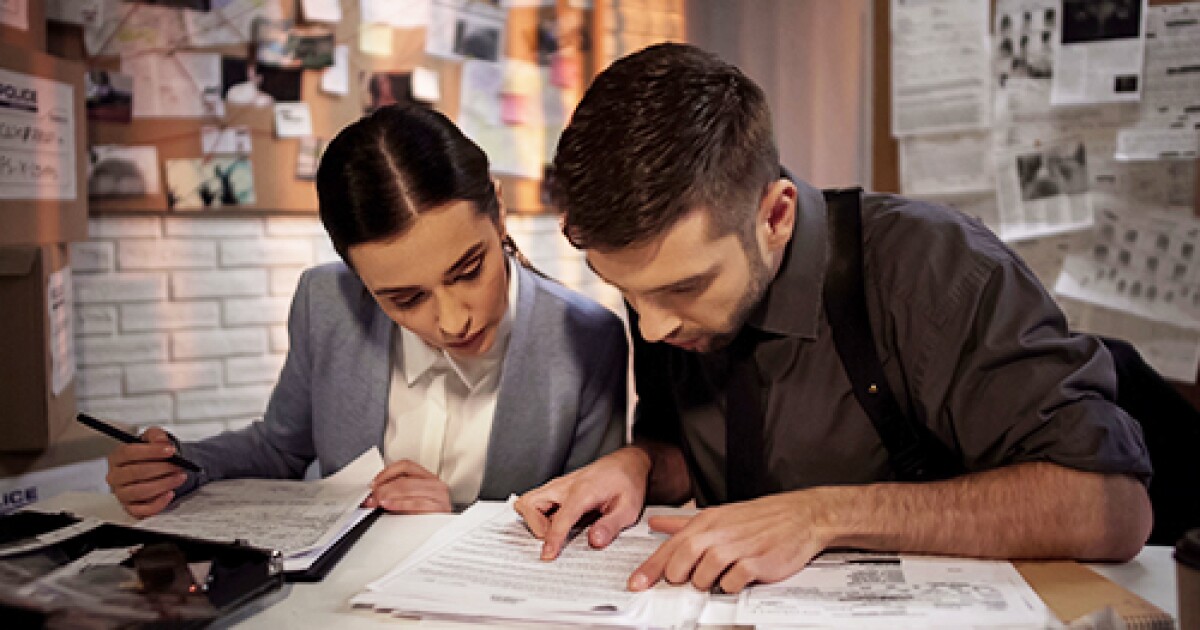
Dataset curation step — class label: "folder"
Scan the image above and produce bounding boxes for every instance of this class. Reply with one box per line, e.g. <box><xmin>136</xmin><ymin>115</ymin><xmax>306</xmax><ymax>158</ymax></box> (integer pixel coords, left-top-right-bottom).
<box><xmin>1017</xmin><ymin>561</ymin><xmax>1175</xmax><ymax>629</ymax></box>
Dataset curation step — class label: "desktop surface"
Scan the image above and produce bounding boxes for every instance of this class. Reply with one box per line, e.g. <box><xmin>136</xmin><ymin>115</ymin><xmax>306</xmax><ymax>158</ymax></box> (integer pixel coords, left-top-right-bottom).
<box><xmin>26</xmin><ymin>492</ymin><xmax>1180</xmax><ymax>628</ymax></box>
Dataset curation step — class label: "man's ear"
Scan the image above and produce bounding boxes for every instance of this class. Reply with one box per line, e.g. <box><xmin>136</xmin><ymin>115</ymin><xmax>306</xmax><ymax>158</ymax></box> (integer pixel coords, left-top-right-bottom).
<box><xmin>758</xmin><ymin>179</ymin><xmax>798</xmax><ymax>254</ymax></box>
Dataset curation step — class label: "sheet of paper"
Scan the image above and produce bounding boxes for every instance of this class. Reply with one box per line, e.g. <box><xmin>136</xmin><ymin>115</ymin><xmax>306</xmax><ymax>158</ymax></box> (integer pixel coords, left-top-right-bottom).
<box><xmin>355</xmin><ymin>500</ymin><xmax>707</xmax><ymax>627</ymax></box>
<box><xmin>1060</xmin><ymin>297</ymin><xmax>1200</xmax><ymax>383</ymax></box>
<box><xmin>0</xmin><ymin>67</ymin><xmax>77</xmax><ymax>201</ymax></box>
<box><xmin>736</xmin><ymin>552</ymin><xmax>1053</xmax><ymax>628</ymax></box>
<box><xmin>274</xmin><ymin>102</ymin><xmax>313</xmax><ymax>138</ymax></box>
<box><xmin>1010</xmin><ymin>232</ymin><xmax>1087</xmax><ymax>289</ymax></box>
<box><xmin>302</xmin><ymin>0</ymin><xmax>341</xmax><ymax>23</ymax></box>
<box><xmin>183</xmin><ymin>0</ymin><xmax>281</xmax><ymax>47</ymax></box>
<box><xmin>321</xmin><ymin>44</ymin><xmax>350</xmax><ymax>95</ymax></box>
<box><xmin>1</xmin><ymin>0</ymin><xmax>28</xmax><ymax>30</ymax></box>
<box><xmin>283</xmin><ymin>507</ymin><xmax>372</xmax><ymax>572</ymax></box>
<box><xmin>362</xmin><ymin>0</ymin><xmax>431</xmax><ymax>28</ymax></box>
<box><xmin>427</xmin><ymin>0</ymin><xmax>505</xmax><ymax>62</ymax></box>
<box><xmin>201</xmin><ymin>126</ymin><xmax>253</xmax><ymax>155</ymax></box>
<box><xmin>47</xmin><ymin>0</ymin><xmax>102</xmax><ymax>25</ymax></box>
<box><xmin>89</xmin><ymin>145</ymin><xmax>161</xmax><ymax>196</ymax></box>
<box><xmin>358</xmin><ymin>23</ymin><xmax>393</xmax><ymax>56</ymax></box>
<box><xmin>136</xmin><ymin>449</ymin><xmax>384</xmax><ymax>556</ymax></box>
<box><xmin>1136</xmin><ymin>2</ymin><xmax>1200</xmax><ymax>130</ymax></box>
<box><xmin>47</xmin><ymin>269</ymin><xmax>75</xmax><ymax>396</ymax></box>
<box><xmin>457</xmin><ymin>60</ymin><xmax>546</xmax><ymax>179</ymax></box>
<box><xmin>1051</xmin><ymin>0</ymin><xmax>1148</xmax><ymax>106</ymax></box>
<box><xmin>898</xmin><ymin>131</ymin><xmax>994</xmax><ymax>195</ymax></box>
<box><xmin>83</xmin><ymin>0</ymin><xmax>187</xmax><ymax>56</ymax></box>
<box><xmin>1055</xmin><ymin>208</ymin><xmax>1200</xmax><ymax>331</ymax></box>
<box><xmin>1088</xmin><ymin>135</ymin><xmax>1197</xmax><ymax>214</ymax></box>
<box><xmin>121</xmin><ymin>52</ymin><xmax>224</xmax><ymax>119</ymax></box>
<box><xmin>1115</xmin><ymin>127</ymin><xmax>1199</xmax><ymax>161</ymax></box>
<box><xmin>995</xmin><ymin>136</ymin><xmax>1093</xmax><ymax>242</ymax></box>
<box><xmin>993</xmin><ymin>0</ymin><xmax>1058</xmax><ymax>121</ymax></box>
<box><xmin>890</xmin><ymin>0</ymin><xmax>990</xmax><ymax>136</ymax></box>
<box><xmin>411</xmin><ymin>66</ymin><xmax>441</xmax><ymax>103</ymax></box>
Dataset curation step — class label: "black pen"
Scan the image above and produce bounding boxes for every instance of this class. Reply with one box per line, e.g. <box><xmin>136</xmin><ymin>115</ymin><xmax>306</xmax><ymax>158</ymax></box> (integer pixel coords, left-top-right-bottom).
<box><xmin>76</xmin><ymin>413</ymin><xmax>203</xmax><ymax>473</ymax></box>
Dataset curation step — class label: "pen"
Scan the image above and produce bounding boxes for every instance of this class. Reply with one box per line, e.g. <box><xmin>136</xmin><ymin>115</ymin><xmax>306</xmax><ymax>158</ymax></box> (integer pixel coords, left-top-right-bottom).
<box><xmin>75</xmin><ymin>413</ymin><xmax>203</xmax><ymax>474</ymax></box>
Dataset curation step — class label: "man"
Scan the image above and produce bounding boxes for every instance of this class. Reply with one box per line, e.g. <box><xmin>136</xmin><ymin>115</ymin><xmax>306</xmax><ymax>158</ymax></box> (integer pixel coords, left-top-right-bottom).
<box><xmin>514</xmin><ymin>43</ymin><xmax>1152</xmax><ymax>595</ymax></box>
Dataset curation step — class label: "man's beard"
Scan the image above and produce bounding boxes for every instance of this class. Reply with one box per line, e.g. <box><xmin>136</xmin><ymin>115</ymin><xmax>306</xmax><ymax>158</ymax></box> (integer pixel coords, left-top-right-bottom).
<box><xmin>697</xmin><ymin>243</ymin><xmax>773</xmax><ymax>353</ymax></box>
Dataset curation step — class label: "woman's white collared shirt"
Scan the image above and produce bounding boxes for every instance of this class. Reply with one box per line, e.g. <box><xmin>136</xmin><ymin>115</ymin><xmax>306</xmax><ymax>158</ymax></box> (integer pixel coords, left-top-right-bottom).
<box><xmin>382</xmin><ymin>259</ymin><xmax>517</xmax><ymax>506</ymax></box>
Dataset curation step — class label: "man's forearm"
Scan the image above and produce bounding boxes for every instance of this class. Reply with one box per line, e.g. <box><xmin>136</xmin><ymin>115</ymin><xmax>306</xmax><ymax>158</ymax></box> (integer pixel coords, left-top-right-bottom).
<box><xmin>629</xmin><ymin>439</ymin><xmax>693</xmax><ymax>505</ymax></box>
<box><xmin>825</xmin><ymin>463</ymin><xmax>1151</xmax><ymax>561</ymax></box>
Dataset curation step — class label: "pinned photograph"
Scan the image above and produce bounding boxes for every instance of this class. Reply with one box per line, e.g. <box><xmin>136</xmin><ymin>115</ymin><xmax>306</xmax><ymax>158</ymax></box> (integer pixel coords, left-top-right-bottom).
<box><xmin>296</xmin><ymin>137</ymin><xmax>326</xmax><ymax>181</ymax></box>
<box><xmin>428</xmin><ymin>0</ymin><xmax>506</xmax><ymax>61</ymax></box>
<box><xmin>1016</xmin><ymin>142</ymin><xmax>1089</xmax><ymax>202</ymax></box>
<box><xmin>255</xmin><ymin>19</ymin><xmax>336</xmax><ymax>69</ymax></box>
<box><xmin>85</xmin><ymin>70</ymin><xmax>134</xmax><ymax>123</ymax></box>
<box><xmin>364</xmin><ymin>72</ymin><xmax>418</xmax><ymax>113</ymax></box>
<box><xmin>1062</xmin><ymin>0</ymin><xmax>1142</xmax><ymax>44</ymax></box>
<box><xmin>128</xmin><ymin>0</ymin><xmax>212</xmax><ymax>9</ymax></box>
<box><xmin>89</xmin><ymin>146</ymin><xmax>161</xmax><ymax>196</ymax></box>
<box><xmin>165</xmin><ymin>157</ymin><xmax>256</xmax><ymax>209</ymax></box>
<box><xmin>222</xmin><ymin>57</ymin><xmax>303</xmax><ymax>106</ymax></box>
<box><xmin>454</xmin><ymin>19</ymin><xmax>501</xmax><ymax>61</ymax></box>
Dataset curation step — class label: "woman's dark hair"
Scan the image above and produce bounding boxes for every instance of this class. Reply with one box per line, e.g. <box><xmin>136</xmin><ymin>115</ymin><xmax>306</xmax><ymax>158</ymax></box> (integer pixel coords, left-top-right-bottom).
<box><xmin>316</xmin><ymin>104</ymin><xmax>500</xmax><ymax>262</ymax></box>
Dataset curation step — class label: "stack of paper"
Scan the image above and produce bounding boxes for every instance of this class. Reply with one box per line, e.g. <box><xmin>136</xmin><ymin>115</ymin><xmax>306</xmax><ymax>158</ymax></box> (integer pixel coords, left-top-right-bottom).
<box><xmin>352</xmin><ymin>500</ymin><xmax>1057</xmax><ymax>628</ymax></box>
<box><xmin>135</xmin><ymin>449</ymin><xmax>383</xmax><ymax>573</ymax></box>
<box><xmin>351</xmin><ymin>500</ymin><xmax>707</xmax><ymax>628</ymax></box>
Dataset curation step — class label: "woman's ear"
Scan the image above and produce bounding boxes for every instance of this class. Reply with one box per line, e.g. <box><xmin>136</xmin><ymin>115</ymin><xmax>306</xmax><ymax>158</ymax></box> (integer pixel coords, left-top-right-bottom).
<box><xmin>493</xmin><ymin>177</ymin><xmax>508</xmax><ymax>231</ymax></box>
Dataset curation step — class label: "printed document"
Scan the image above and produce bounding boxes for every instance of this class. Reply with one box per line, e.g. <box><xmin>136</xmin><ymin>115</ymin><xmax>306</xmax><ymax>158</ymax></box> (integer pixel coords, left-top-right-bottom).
<box><xmin>353</xmin><ymin>501</ymin><xmax>1055</xmax><ymax>628</ymax></box>
<box><xmin>135</xmin><ymin>449</ymin><xmax>383</xmax><ymax>564</ymax></box>
<box><xmin>889</xmin><ymin>0</ymin><xmax>990</xmax><ymax>136</ymax></box>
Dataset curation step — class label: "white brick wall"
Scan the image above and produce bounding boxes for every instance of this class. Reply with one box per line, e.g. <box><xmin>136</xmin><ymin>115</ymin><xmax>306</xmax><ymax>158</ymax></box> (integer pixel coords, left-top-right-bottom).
<box><xmin>70</xmin><ymin>215</ymin><xmax>618</xmax><ymax>436</ymax></box>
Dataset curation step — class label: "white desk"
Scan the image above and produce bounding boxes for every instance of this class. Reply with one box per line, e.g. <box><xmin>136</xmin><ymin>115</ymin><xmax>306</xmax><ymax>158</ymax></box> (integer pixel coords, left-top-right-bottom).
<box><xmin>29</xmin><ymin>492</ymin><xmax>1181</xmax><ymax>628</ymax></box>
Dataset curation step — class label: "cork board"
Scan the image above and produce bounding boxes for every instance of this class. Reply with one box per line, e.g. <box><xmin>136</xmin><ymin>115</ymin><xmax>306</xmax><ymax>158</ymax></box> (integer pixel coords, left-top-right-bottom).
<box><xmin>47</xmin><ymin>0</ymin><xmax>592</xmax><ymax>215</ymax></box>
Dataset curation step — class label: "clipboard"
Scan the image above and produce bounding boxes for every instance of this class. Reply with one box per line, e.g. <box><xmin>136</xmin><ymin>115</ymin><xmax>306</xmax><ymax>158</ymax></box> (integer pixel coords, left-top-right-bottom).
<box><xmin>0</xmin><ymin>510</ymin><xmax>284</xmax><ymax>629</ymax></box>
<box><xmin>284</xmin><ymin>508</ymin><xmax>382</xmax><ymax>583</ymax></box>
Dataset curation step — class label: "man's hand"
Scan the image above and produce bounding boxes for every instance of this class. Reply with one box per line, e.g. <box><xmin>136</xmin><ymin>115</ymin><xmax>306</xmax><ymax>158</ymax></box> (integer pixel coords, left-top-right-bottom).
<box><xmin>106</xmin><ymin>427</ymin><xmax>188</xmax><ymax>518</ymax></box>
<box><xmin>629</xmin><ymin>490</ymin><xmax>836</xmax><ymax>594</ymax></box>
<box><xmin>514</xmin><ymin>446</ymin><xmax>653</xmax><ymax>560</ymax></box>
<box><xmin>365</xmin><ymin>460</ymin><xmax>452</xmax><ymax>514</ymax></box>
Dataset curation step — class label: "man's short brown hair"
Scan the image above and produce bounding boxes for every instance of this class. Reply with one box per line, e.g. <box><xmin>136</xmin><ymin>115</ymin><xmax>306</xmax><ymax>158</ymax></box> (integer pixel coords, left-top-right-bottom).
<box><xmin>553</xmin><ymin>43</ymin><xmax>779</xmax><ymax>250</ymax></box>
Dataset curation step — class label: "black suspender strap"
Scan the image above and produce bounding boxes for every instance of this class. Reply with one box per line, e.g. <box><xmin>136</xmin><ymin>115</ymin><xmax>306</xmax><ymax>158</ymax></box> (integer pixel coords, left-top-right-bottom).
<box><xmin>821</xmin><ymin>188</ymin><xmax>965</xmax><ymax>482</ymax></box>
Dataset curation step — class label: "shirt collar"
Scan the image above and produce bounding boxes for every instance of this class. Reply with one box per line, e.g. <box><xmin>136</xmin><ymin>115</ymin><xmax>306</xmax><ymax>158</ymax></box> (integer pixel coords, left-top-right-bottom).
<box><xmin>399</xmin><ymin>255</ymin><xmax>518</xmax><ymax>390</ymax></box>
<box><xmin>743</xmin><ymin>175</ymin><xmax>828</xmax><ymax>340</ymax></box>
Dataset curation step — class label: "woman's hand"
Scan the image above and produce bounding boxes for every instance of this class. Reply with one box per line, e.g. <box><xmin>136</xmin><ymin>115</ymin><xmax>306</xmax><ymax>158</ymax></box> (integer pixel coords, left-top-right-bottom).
<box><xmin>365</xmin><ymin>459</ymin><xmax>453</xmax><ymax>514</ymax></box>
<box><xmin>106</xmin><ymin>427</ymin><xmax>187</xmax><ymax>518</ymax></box>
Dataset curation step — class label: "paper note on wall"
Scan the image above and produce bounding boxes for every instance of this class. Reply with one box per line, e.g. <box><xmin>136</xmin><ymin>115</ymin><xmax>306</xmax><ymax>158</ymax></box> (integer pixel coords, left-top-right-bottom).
<box><xmin>274</xmin><ymin>102</ymin><xmax>314</xmax><ymax>139</ymax></box>
<box><xmin>122</xmin><ymin>52</ymin><xmax>225</xmax><ymax>118</ymax></box>
<box><xmin>411</xmin><ymin>66</ymin><xmax>441</xmax><ymax>103</ymax></box>
<box><xmin>1</xmin><ymin>0</ymin><xmax>28</xmax><ymax>30</ymax></box>
<box><xmin>322</xmin><ymin>44</ymin><xmax>350</xmax><ymax>95</ymax></box>
<box><xmin>47</xmin><ymin>269</ymin><xmax>76</xmax><ymax>397</ymax></box>
<box><xmin>0</xmin><ymin>67</ymin><xmax>77</xmax><ymax>201</ymax></box>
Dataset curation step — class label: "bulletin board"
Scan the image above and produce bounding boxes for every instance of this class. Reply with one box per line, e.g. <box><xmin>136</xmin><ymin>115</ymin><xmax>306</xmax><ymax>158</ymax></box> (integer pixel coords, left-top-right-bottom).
<box><xmin>870</xmin><ymin>0</ymin><xmax>1200</xmax><ymax>398</ymax></box>
<box><xmin>47</xmin><ymin>0</ymin><xmax>595</xmax><ymax>215</ymax></box>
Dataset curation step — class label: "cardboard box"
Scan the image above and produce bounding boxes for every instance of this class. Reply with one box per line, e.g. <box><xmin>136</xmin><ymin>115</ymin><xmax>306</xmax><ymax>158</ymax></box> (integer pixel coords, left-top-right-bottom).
<box><xmin>0</xmin><ymin>0</ymin><xmax>46</xmax><ymax>52</ymax></box>
<box><xmin>0</xmin><ymin>41</ymin><xmax>88</xmax><ymax>246</ymax></box>
<box><xmin>0</xmin><ymin>244</ymin><xmax>77</xmax><ymax>452</ymax></box>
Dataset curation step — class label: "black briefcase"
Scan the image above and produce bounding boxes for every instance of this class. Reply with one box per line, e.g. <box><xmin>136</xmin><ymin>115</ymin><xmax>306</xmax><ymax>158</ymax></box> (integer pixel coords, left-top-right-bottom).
<box><xmin>0</xmin><ymin>510</ymin><xmax>284</xmax><ymax>629</ymax></box>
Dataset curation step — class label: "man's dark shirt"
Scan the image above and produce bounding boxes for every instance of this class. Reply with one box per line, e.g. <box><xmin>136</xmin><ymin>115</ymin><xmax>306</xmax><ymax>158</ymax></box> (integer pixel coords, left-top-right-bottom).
<box><xmin>632</xmin><ymin>180</ymin><xmax>1152</xmax><ymax>506</ymax></box>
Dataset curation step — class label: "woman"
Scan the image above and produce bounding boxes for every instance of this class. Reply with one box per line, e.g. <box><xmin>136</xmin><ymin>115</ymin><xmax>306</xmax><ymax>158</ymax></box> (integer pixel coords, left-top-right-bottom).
<box><xmin>105</xmin><ymin>105</ymin><xmax>628</xmax><ymax>516</ymax></box>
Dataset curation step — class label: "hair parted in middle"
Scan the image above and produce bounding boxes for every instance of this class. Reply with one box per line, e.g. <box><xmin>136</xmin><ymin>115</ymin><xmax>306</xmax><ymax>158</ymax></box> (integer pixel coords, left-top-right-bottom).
<box><xmin>551</xmin><ymin>43</ymin><xmax>780</xmax><ymax>251</ymax></box>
